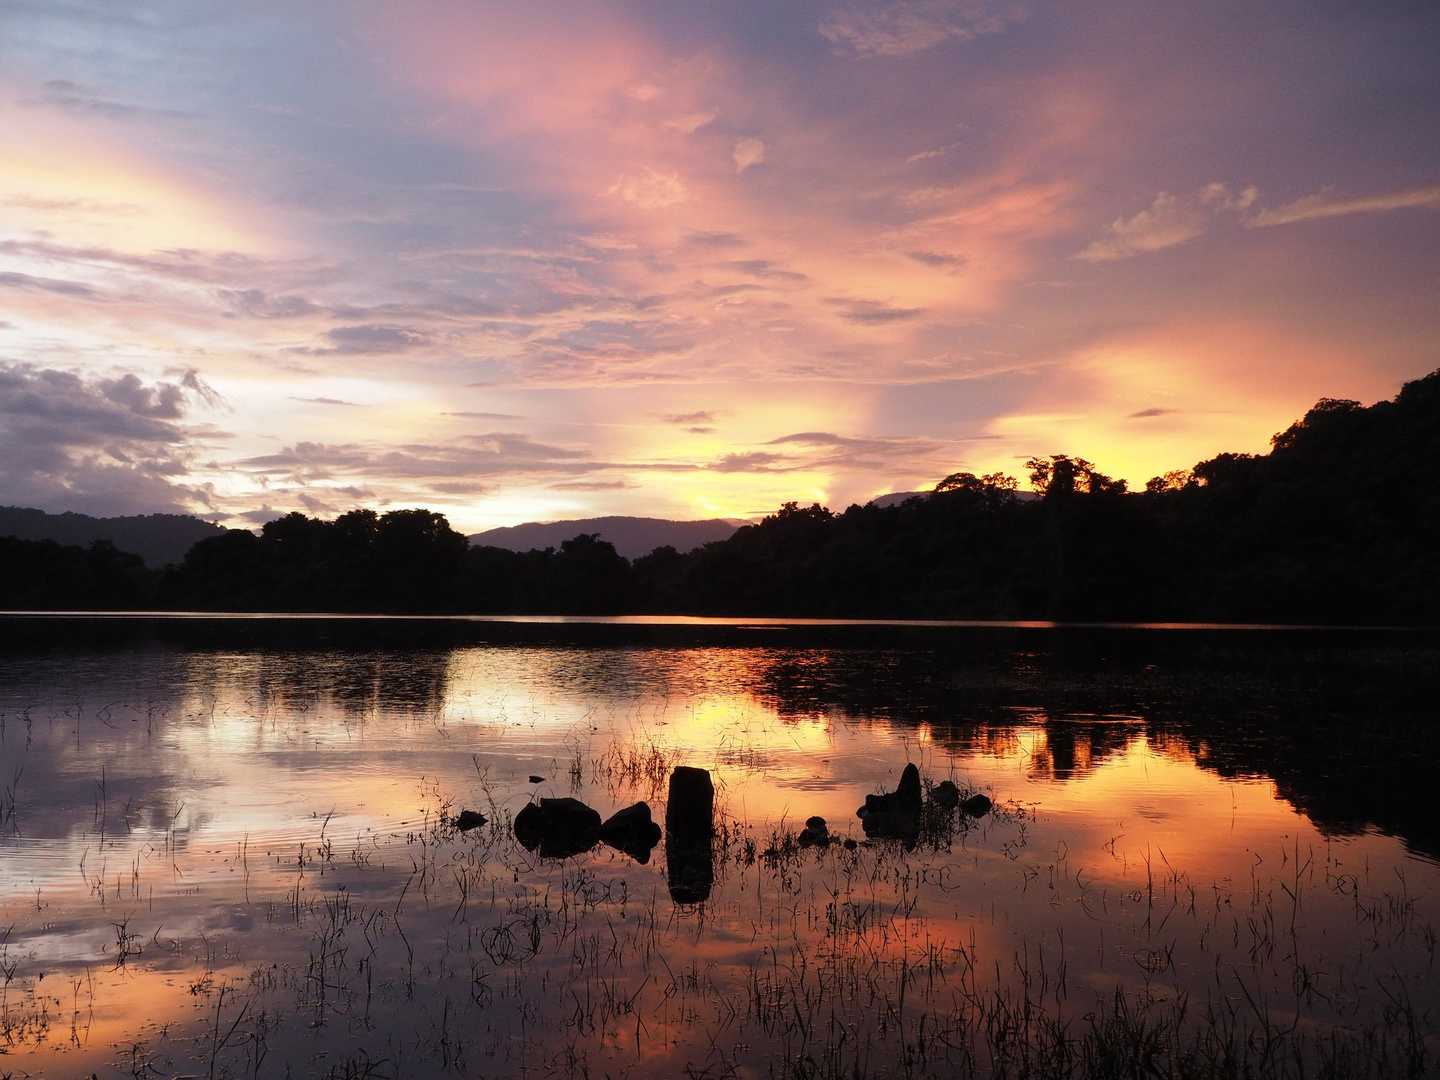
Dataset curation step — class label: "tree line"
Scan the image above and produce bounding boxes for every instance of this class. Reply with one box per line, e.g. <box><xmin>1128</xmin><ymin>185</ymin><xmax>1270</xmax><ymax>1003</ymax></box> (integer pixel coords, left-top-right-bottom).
<box><xmin>3</xmin><ymin>367</ymin><xmax>1437</xmax><ymax>623</ymax></box>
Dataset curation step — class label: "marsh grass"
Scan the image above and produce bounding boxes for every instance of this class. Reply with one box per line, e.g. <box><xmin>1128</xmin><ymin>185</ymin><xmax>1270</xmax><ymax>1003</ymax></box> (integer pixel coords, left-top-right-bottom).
<box><xmin>6</xmin><ymin>775</ymin><xmax>1438</xmax><ymax>1080</ymax></box>
<box><xmin>2</xmin><ymin>703</ymin><xmax>1438</xmax><ymax>1080</ymax></box>
<box><xmin>593</xmin><ymin>733</ymin><xmax>676</xmax><ymax>797</ymax></box>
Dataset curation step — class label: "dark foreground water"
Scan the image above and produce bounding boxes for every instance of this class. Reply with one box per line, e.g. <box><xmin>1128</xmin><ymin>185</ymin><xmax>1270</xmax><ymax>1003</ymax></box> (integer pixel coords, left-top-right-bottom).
<box><xmin>0</xmin><ymin>616</ymin><xmax>1437</xmax><ymax>1079</ymax></box>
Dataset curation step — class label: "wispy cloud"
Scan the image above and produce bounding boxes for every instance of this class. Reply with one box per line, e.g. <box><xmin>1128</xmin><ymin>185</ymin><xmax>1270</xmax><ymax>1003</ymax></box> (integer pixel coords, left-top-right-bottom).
<box><xmin>662</xmin><ymin>112</ymin><xmax>716</xmax><ymax>135</ymax></box>
<box><xmin>906</xmin><ymin>250</ymin><xmax>965</xmax><ymax>267</ymax></box>
<box><xmin>1078</xmin><ymin>184</ymin><xmax>1257</xmax><ymax>261</ymax></box>
<box><xmin>1249</xmin><ymin>185</ymin><xmax>1440</xmax><ymax>227</ymax></box>
<box><xmin>733</xmin><ymin>137</ymin><xmax>765</xmax><ymax>174</ymax></box>
<box><xmin>820</xmin><ymin>1</ymin><xmax>1018</xmax><ymax>57</ymax></box>
<box><xmin>1080</xmin><ymin>182</ymin><xmax>1440</xmax><ymax>263</ymax></box>
<box><xmin>551</xmin><ymin>479</ymin><xmax>636</xmax><ymax>491</ymax></box>
<box><xmin>712</xmin><ymin>451</ymin><xmax>790</xmax><ymax>473</ymax></box>
<box><xmin>25</xmin><ymin>79</ymin><xmax>194</xmax><ymax>121</ymax></box>
<box><xmin>662</xmin><ymin>411</ymin><xmax>717</xmax><ymax>425</ymax></box>
<box><xmin>316</xmin><ymin>325</ymin><xmax>432</xmax><ymax>355</ymax></box>
<box><xmin>826</xmin><ymin>298</ymin><xmax>925</xmax><ymax>324</ymax></box>
<box><xmin>606</xmin><ymin>169</ymin><xmax>688</xmax><ymax>209</ymax></box>
<box><xmin>765</xmin><ymin>430</ymin><xmax>942</xmax><ymax>467</ymax></box>
<box><xmin>0</xmin><ymin>270</ymin><xmax>100</xmax><ymax>298</ymax></box>
<box><xmin>719</xmin><ymin>259</ymin><xmax>809</xmax><ymax>283</ymax></box>
<box><xmin>220</xmin><ymin>289</ymin><xmax>322</xmax><ymax>319</ymax></box>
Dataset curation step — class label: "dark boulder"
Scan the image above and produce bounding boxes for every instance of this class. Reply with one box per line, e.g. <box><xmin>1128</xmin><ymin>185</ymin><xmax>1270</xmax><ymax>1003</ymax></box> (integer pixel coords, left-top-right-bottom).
<box><xmin>528</xmin><ymin>775</ymin><xmax>545</xmax><ymax>784</ymax></box>
<box><xmin>514</xmin><ymin>802</ymin><xmax>544</xmax><ymax>849</ymax></box>
<box><xmin>798</xmin><ymin>815</ymin><xmax>829</xmax><ymax>847</ymax></box>
<box><xmin>895</xmin><ymin>763</ymin><xmax>922</xmax><ymax>815</ymax></box>
<box><xmin>858</xmin><ymin>806</ymin><xmax>919</xmax><ymax>841</ymax></box>
<box><xmin>931</xmin><ymin>781</ymin><xmax>960</xmax><ymax>809</ymax></box>
<box><xmin>455</xmin><ymin>809</ymin><xmax>487</xmax><ymax>832</ymax></box>
<box><xmin>598</xmin><ymin>801</ymin><xmax>662</xmax><ymax>863</ymax></box>
<box><xmin>512</xmin><ymin>797</ymin><xmax>601</xmax><ymax>858</ymax></box>
<box><xmin>960</xmin><ymin>793</ymin><xmax>993</xmax><ymax>817</ymax></box>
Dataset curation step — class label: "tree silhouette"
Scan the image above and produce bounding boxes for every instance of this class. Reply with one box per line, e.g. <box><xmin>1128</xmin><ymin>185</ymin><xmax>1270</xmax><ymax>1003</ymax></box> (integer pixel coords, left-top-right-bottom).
<box><xmin>1026</xmin><ymin>455</ymin><xmax>1127</xmax><ymax>497</ymax></box>
<box><xmin>5</xmin><ymin>367</ymin><xmax>1438</xmax><ymax>623</ymax></box>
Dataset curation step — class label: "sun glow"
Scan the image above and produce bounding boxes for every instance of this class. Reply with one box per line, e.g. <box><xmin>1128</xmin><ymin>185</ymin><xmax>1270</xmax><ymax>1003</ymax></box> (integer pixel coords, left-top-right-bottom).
<box><xmin>0</xmin><ymin>104</ymin><xmax>266</xmax><ymax>258</ymax></box>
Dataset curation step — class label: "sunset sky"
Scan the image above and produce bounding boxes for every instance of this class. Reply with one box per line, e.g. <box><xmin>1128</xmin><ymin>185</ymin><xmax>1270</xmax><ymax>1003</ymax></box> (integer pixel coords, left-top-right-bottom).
<box><xmin>1</xmin><ymin>1</ymin><xmax>1437</xmax><ymax>531</ymax></box>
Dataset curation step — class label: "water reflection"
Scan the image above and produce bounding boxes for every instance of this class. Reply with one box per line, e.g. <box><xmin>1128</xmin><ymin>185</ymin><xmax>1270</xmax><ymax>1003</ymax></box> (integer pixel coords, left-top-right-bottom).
<box><xmin>0</xmin><ymin>627</ymin><xmax>1436</xmax><ymax>1076</ymax></box>
<box><xmin>180</xmin><ymin>648</ymin><xmax>453</xmax><ymax>720</ymax></box>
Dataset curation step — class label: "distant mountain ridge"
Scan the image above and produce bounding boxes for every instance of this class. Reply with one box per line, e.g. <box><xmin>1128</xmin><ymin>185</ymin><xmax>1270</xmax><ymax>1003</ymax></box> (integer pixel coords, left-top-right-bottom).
<box><xmin>472</xmin><ymin>499</ymin><xmax>944</xmax><ymax>555</ymax></box>
<box><xmin>0</xmin><ymin>506</ymin><xmax>225</xmax><ymax>567</ymax></box>
<box><xmin>470</xmin><ymin>516</ymin><xmax>742</xmax><ymax>560</ymax></box>
<box><xmin>869</xmin><ymin>491</ymin><xmax>925</xmax><ymax>508</ymax></box>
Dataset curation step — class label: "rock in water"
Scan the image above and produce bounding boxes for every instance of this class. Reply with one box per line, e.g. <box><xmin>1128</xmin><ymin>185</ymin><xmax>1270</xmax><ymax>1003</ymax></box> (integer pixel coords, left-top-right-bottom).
<box><xmin>665</xmin><ymin>766</ymin><xmax>714</xmax><ymax>844</ymax></box>
<box><xmin>513</xmin><ymin>802</ymin><xmax>544</xmax><ymax>850</ymax></box>
<box><xmin>537</xmin><ymin>798</ymin><xmax>601</xmax><ymax>857</ymax></box>
<box><xmin>931</xmin><ymin>780</ymin><xmax>960</xmax><ymax>809</ymax></box>
<box><xmin>512</xmin><ymin>797</ymin><xmax>602</xmax><ymax>858</ymax></box>
<box><xmin>858</xmin><ymin>804</ymin><xmax>919</xmax><ymax>841</ymax></box>
<box><xmin>798</xmin><ymin>815</ymin><xmax>829</xmax><ymax>847</ymax></box>
<box><xmin>600</xmin><ymin>801</ymin><xmax>660</xmax><ymax>843</ymax></box>
<box><xmin>960</xmin><ymin>793</ymin><xmax>993</xmax><ymax>817</ymax></box>
<box><xmin>455</xmin><ymin>809</ymin><xmax>487</xmax><ymax>832</ymax></box>
<box><xmin>598</xmin><ymin>801</ymin><xmax>662</xmax><ymax>863</ymax></box>
<box><xmin>857</xmin><ymin>762</ymin><xmax>924</xmax><ymax>840</ymax></box>
<box><xmin>666</xmin><ymin>766</ymin><xmax>715</xmax><ymax>903</ymax></box>
<box><xmin>895</xmin><ymin>763</ymin><xmax>922</xmax><ymax>816</ymax></box>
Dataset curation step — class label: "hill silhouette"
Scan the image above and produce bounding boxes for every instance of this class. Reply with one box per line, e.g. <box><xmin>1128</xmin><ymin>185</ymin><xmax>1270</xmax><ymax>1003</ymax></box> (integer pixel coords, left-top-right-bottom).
<box><xmin>0</xmin><ymin>507</ymin><xmax>225</xmax><ymax>567</ymax></box>
<box><xmin>469</xmin><ymin>516</ymin><xmax>741</xmax><ymax>560</ymax></box>
<box><xmin>2</xmin><ymin>367</ymin><xmax>1437</xmax><ymax>622</ymax></box>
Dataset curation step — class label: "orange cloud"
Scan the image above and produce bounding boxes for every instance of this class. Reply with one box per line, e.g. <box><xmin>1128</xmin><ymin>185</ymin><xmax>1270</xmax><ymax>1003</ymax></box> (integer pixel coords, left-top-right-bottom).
<box><xmin>354</xmin><ymin>1</ymin><xmax>1095</xmax><ymax>397</ymax></box>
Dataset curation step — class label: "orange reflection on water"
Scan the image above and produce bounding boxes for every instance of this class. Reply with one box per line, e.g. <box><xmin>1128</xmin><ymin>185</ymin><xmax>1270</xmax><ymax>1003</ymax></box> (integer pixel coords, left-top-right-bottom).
<box><xmin>2</xmin><ymin>641</ymin><xmax>1438</xmax><ymax>1077</ymax></box>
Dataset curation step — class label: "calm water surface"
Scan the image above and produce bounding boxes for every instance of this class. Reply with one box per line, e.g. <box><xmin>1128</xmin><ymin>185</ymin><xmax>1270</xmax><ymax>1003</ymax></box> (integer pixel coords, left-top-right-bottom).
<box><xmin>0</xmin><ymin>618</ymin><xmax>1436</xmax><ymax>1078</ymax></box>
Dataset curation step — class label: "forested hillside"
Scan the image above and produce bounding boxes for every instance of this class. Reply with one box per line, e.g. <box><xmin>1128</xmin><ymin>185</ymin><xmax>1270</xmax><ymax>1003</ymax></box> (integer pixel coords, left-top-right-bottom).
<box><xmin>3</xmin><ymin>368</ymin><xmax>1436</xmax><ymax>623</ymax></box>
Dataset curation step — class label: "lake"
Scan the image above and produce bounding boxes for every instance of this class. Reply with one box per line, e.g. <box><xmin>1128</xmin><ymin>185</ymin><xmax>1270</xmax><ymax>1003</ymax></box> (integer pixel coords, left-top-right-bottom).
<box><xmin>0</xmin><ymin>616</ymin><xmax>1437</xmax><ymax>1079</ymax></box>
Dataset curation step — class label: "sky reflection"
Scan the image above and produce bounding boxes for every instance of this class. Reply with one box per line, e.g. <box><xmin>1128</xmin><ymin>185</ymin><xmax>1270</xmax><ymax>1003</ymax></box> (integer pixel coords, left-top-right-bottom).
<box><xmin>1</xmin><ymin>639</ymin><xmax>1436</xmax><ymax>1075</ymax></box>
